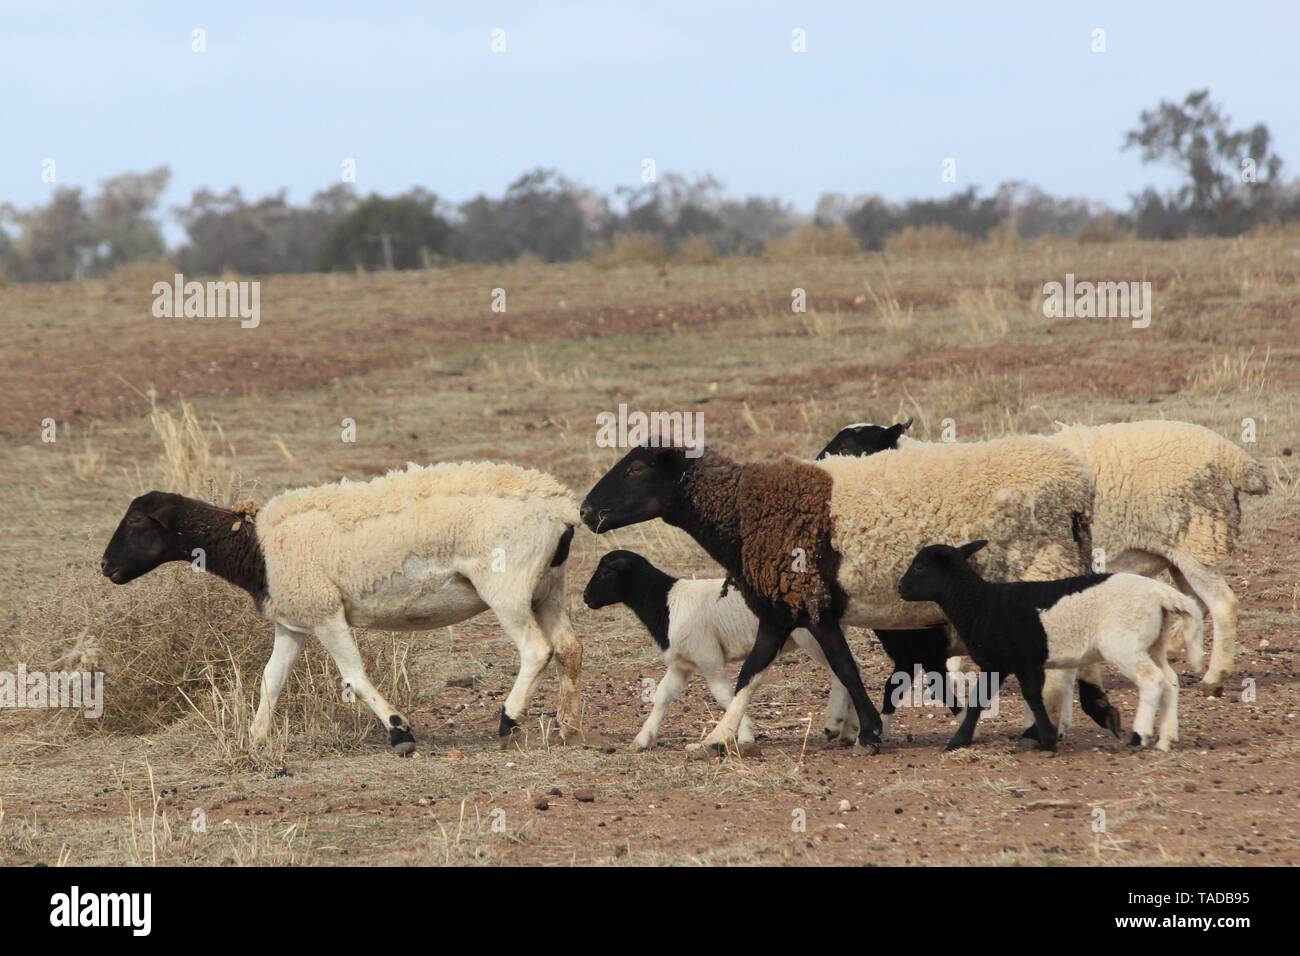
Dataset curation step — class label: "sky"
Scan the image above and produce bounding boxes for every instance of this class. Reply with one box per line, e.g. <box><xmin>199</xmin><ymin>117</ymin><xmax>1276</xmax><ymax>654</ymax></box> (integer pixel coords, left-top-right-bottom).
<box><xmin>2</xmin><ymin>1</ymin><xmax>1298</xmax><ymax>240</ymax></box>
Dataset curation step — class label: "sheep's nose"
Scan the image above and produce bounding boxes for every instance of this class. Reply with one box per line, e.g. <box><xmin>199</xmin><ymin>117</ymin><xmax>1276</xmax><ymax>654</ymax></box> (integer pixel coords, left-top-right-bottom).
<box><xmin>579</xmin><ymin>503</ymin><xmax>593</xmax><ymax>524</ymax></box>
<box><xmin>100</xmin><ymin>557</ymin><xmax>110</xmax><ymax>575</ymax></box>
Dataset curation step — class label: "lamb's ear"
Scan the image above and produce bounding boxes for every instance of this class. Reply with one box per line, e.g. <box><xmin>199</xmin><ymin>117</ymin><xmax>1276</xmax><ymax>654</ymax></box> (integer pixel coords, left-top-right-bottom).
<box><xmin>145</xmin><ymin>497</ymin><xmax>178</xmax><ymax>529</ymax></box>
<box><xmin>959</xmin><ymin>540</ymin><xmax>988</xmax><ymax>558</ymax></box>
<box><xmin>878</xmin><ymin>421</ymin><xmax>909</xmax><ymax>447</ymax></box>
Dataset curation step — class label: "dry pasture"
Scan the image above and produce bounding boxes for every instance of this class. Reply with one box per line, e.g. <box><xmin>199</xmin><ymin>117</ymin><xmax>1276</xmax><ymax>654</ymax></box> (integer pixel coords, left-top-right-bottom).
<box><xmin>2</xmin><ymin>235</ymin><xmax>1299</xmax><ymax>865</ymax></box>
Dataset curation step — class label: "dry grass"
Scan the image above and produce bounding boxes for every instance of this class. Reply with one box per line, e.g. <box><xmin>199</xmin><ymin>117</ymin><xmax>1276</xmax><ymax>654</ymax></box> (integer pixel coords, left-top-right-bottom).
<box><xmin>766</xmin><ymin>225</ymin><xmax>860</xmax><ymax>261</ymax></box>
<box><xmin>884</xmin><ymin>224</ymin><xmax>971</xmax><ymax>255</ymax></box>
<box><xmin>593</xmin><ymin>232</ymin><xmax>668</xmax><ymax>268</ymax></box>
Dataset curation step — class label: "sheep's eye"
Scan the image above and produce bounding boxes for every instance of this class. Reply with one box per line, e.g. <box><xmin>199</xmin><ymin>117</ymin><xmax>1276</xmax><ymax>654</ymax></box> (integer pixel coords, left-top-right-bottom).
<box><xmin>626</xmin><ymin>462</ymin><xmax>645</xmax><ymax>477</ymax></box>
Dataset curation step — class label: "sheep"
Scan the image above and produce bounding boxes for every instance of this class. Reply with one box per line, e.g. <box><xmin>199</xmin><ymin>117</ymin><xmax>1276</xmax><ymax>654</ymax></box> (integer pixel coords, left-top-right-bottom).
<box><xmin>579</xmin><ymin>436</ymin><xmax>1096</xmax><ymax>754</ymax></box>
<box><xmin>814</xmin><ymin>421</ymin><xmax>1119</xmax><ymax>745</ymax></box>
<box><xmin>820</xmin><ymin>418</ymin><xmax>1267</xmax><ymax>735</ymax></box>
<box><xmin>583</xmin><ymin>549</ymin><xmax>848</xmax><ymax>752</ymax></box>
<box><xmin>898</xmin><ymin>540</ymin><xmax>1204</xmax><ymax>752</ymax></box>
<box><xmin>101</xmin><ymin>461</ymin><xmax>583</xmax><ymax>755</ymax></box>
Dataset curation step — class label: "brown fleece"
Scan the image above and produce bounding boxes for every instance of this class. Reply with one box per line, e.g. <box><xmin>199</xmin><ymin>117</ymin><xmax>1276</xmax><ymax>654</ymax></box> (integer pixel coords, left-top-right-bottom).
<box><xmin>680</xmin><ymin>450</ymin><xmax>837</xmax><ymax>625</ymax></box>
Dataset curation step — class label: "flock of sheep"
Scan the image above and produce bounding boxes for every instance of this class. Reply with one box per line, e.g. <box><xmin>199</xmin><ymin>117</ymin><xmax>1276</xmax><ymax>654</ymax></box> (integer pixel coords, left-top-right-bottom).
<box><xmin>99</xmin><ymin>418</ymin><xmax>1267</xmax><ymax>758</ymax></box>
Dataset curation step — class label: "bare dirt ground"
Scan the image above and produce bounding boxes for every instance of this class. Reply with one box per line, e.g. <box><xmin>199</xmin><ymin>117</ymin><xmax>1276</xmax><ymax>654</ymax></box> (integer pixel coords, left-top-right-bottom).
<box><xmin>1</xmin><ymin>235</ymin><xmax>1298</xmax><ymax>865</ymax></box>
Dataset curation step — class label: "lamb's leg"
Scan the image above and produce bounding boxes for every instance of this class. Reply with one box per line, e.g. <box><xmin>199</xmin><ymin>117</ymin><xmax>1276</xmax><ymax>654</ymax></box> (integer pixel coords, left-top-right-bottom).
<box><xmin>493</xmin><ymin>604</ymin><xmax>554</xmax><ymax>743</ymax></box>
<box><xmin>1016</xmin><ymin>666</ymin><xmax>1059</xmax><ymax>752</ymax></box>
<box><xmin>790</xmin><ymin>629</ymin><xmax>853</xmax><ymax>743</ymax></box>
<box><xmin>1169</xmin><ymin>556</ymin><xmax>1236</xmax><ymax>692</ymax></box>
<box><xmin>695</xmin><ymin>618</ymin><xmax>789</xmax><ymax>753</ymax></box>
<box><xmin>313</xmin><ymin>613</ymin><xmax>414</xmax><ymax>755</ymax></box>
<box><xmin>946</xmin><ymin>671</ymin><xmax>1000</xmax><ymax>750</ymax></box>
<box><xmin>1127</xmin><ymin>657</ymin><xmax>1166</xmax><ymax>748</ymax></box>
<box><xmin>807</xmin><ymin>618</ymin><xmax>882</xmax><ymax>755</ymax></box>
<box><xmin>1155</xmin><ymin>651</ymin><xmax>1180</xmax><ymax>752</ymax></box>
<box><xmin>535</xmin><ymin>569</ymin><xmax>584</xmax><ymax>739</ymax></box>
<box><xmin>701</xmin><ymin>665</ymin><xmax>759</xmax><ymax>749</ymax></box>
<box><xmin>632</xmin><ymin>663</ymin><xmax>689</xmax><ymax>752</ymax></box>
<box><xmin>251</xmin><ymin>623</ymin><xmax>307</xmax><ymax>745</ymax></box>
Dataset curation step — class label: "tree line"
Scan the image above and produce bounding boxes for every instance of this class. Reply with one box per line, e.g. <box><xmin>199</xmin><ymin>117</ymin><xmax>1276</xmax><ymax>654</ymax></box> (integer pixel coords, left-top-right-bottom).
<box><xmin>1</xmin><ymin>90</ymin><xmax>1296</xmax><ymax>283</ymax></box>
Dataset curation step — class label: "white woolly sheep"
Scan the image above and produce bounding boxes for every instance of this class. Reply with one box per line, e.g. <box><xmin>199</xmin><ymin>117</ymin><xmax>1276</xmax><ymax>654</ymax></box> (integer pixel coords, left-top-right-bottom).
<box><xmin>899</xmin><ymin>541</ymin><xmax>1205</xmax><ymax>752</ymax></box>
<box><xmin>580</xmin><ymin>436</ymin><xmax>1096</xmax><ymax>754</ymax></box>
<box><xmin>582</xmin><ymin>549</ymin><xmax>847</xmax><ymax>751</ymax></box>
<box><xmin>821</xmin><ymin>418</ymin><xmax>1268</xmax><ymax>717</ymax></box>
<box><xmin>102</xmin><ymin>461</ymin><xmax>583</xmax><ymax>754</ymax></box>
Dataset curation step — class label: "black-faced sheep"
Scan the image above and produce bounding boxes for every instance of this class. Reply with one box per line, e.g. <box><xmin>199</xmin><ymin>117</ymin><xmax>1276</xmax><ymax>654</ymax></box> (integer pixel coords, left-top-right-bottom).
<box><xmin>101</xmin><ymin>462</ymin><xmax>583</xmax><ymax>755</ymax></box>
<box><xmin>580</xmin><ymin>438</ymin><xmax>1095</xmax><ymax>754</ymax></box>
<box><xmin>898</xmin><ymin>541</ymin><xmax>1204</xmax><ymax>751</ymax></box>
<box><xmin>582</xmin><ymin>549</ymin><xmax>844</xmax><ymax>751</ymax></box>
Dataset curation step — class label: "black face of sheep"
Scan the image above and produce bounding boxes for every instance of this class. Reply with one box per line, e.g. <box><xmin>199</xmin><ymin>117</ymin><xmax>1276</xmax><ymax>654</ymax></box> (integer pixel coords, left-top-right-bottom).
<box><xmin>101</xmin><ymin>492</ymin><xmax>190</xmax><ymax>584</ymax></box>
<box><xmin>580</xmin><ymin>445</ymin><xmax>686</xmax><ymax>533</ymax></box>
<box><xmin>816</xmin><ymin>419</ymin><xmax>911</xmax><ymax>460</ymax></box>
<box><xmin>897</xmin><ymin>540</ymin><xmax>988</xmax><ymax>602</ymax></box>
<box><xmin>582</xmin><ymin>550</ymin><xmax>645</xmax><ymax>608</ymax></box>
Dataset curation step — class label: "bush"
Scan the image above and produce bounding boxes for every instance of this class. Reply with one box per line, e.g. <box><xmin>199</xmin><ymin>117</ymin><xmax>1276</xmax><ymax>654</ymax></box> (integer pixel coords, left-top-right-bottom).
<box><xmin>765</xmin><ymin>225</ymin><xmax>860</xmax><ymax>260</ymax></box>
<box><xmin>674</xmin><ymin>235</ymin><xmax>718</xmax><ymax>264</ymax></box>
<box><xmin>884</xmin><ymin>225</ymin><xmax>971</xmax><ymax>255</ymax></box>
<box><xmin>592</xmin><ymin>232</ymin><xmax>668</xmax><ymax>267</ymax></box>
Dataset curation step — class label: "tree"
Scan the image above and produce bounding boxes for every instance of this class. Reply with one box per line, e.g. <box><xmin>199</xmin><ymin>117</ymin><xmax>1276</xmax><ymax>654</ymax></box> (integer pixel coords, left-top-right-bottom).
<box><xmin>456</xmin><ymin>169</ymin><xmax>589</xmax><ymax>262</ymax></box>
<box><xmin>1124</xmin><ymin>89</ymin><xmax>1284</xmax><ymax>236</ymax></box>
<box><xmin>10</xmin><ymin>188</ymin><xmax>96</xmax><ymax>282</ymax></box>
<box><xmin>318</xmin><ymin>191</ymin><xmax>451</xmax><ymax>271</ymax></box>
<box><xmin>86</xmin><ymin>166</ymin><xmax>171</xmax><ymax>272</ymax></box>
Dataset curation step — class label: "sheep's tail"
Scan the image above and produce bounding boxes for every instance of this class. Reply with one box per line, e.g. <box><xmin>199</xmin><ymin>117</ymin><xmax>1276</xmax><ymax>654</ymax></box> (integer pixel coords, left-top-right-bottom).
<box><xmin>1226</xmin><ymin>445</ymin><xmax>1270</xmax><ymax>496</ymax></box>
<box><xmin>1159</xmin><ymin>587</ymin><xmax>1205</xmax><ymax>673</ymax></box>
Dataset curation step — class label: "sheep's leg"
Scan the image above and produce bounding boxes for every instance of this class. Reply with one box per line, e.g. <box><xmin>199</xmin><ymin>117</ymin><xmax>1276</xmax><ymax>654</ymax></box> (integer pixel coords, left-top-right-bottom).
<box><xmin>632</xmin><ymin>663</ymin><xmax>690</xmax><ymax>752</ymax></box>
<box><xmin>1015</xmin><ymin>666</ymin><xmax>1058</xmax><ymax>752</ymax></box>
<box><xmin>493</xmin><ymin>604</ymin><xmax>554</xmax><ymax>742</ymax></box>
<box><xmin>1127</xmin><ymin>657</ymin><xmax>1166</xmax><ymax>748</ymax></box>
<box><xmin>1021</xmin><ymin>663</ymin><xmax>1120</xmax><ymax>742</ymax></box>
<box><xmin>695</xmin><ymin>619</ymin><xmax>789</xmax><ymax>753</ymax></box>
<box><xmin>535</xmin><ymin>570</ymin><xmax>584</xmax><ymax>738</ymax></box>
<box><xmin>251</xmin><ymin>623</ymin><xmax>307</xmax><ymax>745</ymax></box>
<box><xmin>1169</xmin><ymin>556</ymin><xmax>1236</xmax><ymax>692</ymax></box>
<box><xmin>700</xmin><ymin>665</ymin><xmax>760</xmax><ymax>748</ymax></box>
<box><xmin>313</xmin><ymin>613</ymin><xmax>414</xmax><ymax>755</ymax></box>
<box><xmin>806</xmin><ymin>618</ymin><xmax>882</xmax><ymax>755</ymax></box>
<box><xmin>1155</xmin><ymin>651</ymin><xmax>1180</xmax><ymax>752</ymax></box>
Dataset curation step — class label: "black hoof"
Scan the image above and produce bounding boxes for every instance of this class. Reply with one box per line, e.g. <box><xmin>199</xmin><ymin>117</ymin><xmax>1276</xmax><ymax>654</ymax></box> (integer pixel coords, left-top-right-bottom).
<box><xmin>944</xmin><ymin>738</ymin><xmax>970</xmax><ymax>752</ymax></box>
<box><xmin>852</xmin><ymin>735</ymin><xmax>881</xmax><ymax>756</ymax></box>
<box><xmin>498</xmin><ymin>707</ymin><xmax>520</xmax><ymax>738</ymax></box>
<box><xmin>388</xmin><ymin>724</ymin><xmax>416</xmax><ymax>756</ymax></box>
<box><xmin>1104</xmin><ymin>707</ymin><xmax>1123</xmax><ymax>738</ymax></box>
<box><xmin>1015</xmin><ymin>736</ymin><xmax>1038</xmax><ymax>751</ymax></box>
<box><xmin>1128</xmin><ymin>731</ymin><xmax>1143</xmax><ymax>747</ymax></box>
<box><xmin>1037</xmin><ymin>739</ymin><xmax>1058</xmax><ymax>753</ymax></box>
<box><xmin>1019</xmin><ymin>725</ymin><xmax>1040</xmax><ymax>742</ymax></box>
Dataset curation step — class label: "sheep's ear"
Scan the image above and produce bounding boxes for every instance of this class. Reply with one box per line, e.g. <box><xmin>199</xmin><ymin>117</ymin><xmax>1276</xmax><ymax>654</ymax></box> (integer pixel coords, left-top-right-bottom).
<box><xmin>145</xmin><ymin>496</ymin><xmax>178</xmax><ymax>529</ymax></box>
<box><xmin>882</xmin><ymin>421</ymin><xmax>910</xmax><ymax>447</ymax></box>
<box><xmin>959</xmin><ymin>540</ymin><xmax>988</xmax><ymax>558</ymax></box>
<box><xmin>654</xmin><ymin>447</ymin><xmax>686</xmax><ymax>477</ymax></box>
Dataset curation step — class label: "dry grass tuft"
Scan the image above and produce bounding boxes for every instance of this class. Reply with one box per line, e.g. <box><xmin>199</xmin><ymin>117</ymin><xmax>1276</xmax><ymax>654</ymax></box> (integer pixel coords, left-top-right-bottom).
<box><xmin>955</xmin><ymin>285</ymin><xmax>1015</xmax><ymax>342</ymax></box>
<box><xmin>765</xmin><ymin>225</ymin><xmax>860</xmax><ymax>260</ymax></box>
<box><xmin>593</xmin><ymin>233</ymin><xmax>668</xmax><ymax>268</ymax></box>
<box><xmin>885</xmin><ymin>225</ymin><xmax>971</xmax><ymax>256</ymax></box>
<box><xmin>146</xmin><ymin>391</ymin><xmax>239</xmax><ymax>502</ymax></box>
